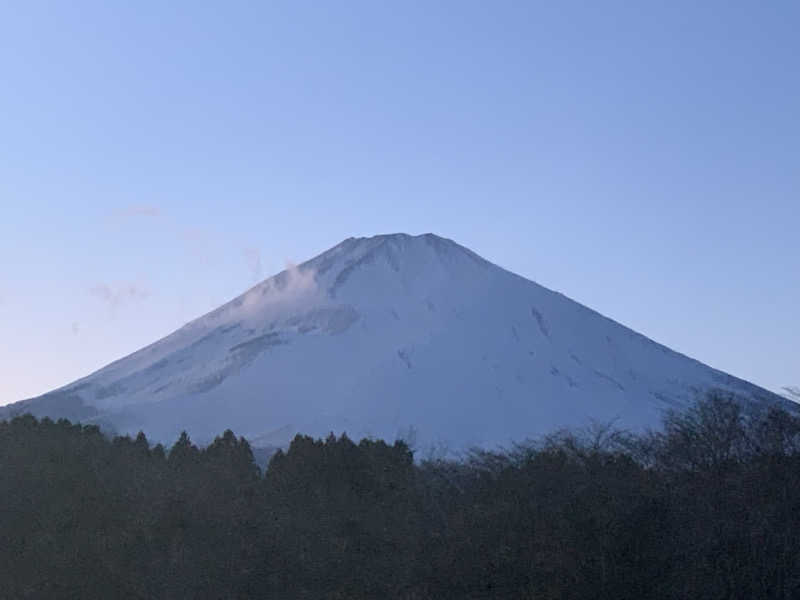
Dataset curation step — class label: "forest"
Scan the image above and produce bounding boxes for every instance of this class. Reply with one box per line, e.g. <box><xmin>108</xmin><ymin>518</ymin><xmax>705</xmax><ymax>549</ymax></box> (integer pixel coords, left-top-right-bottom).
<box><xmin>2</xmin><ymin>390</ymin><xmax>800</xmax><ymax>599</ymax></box>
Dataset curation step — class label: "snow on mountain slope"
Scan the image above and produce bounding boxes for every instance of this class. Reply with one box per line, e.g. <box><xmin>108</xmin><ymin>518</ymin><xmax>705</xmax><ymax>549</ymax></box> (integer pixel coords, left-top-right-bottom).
<box><xmin>780</xmin><ymin>386</ymin><xmax>800</xmax><ymax>402</ymax></box>
<box><xmin>3</xmin><ymin>233</ymin><xmax>788</xmax><ymax>451</ymax></box>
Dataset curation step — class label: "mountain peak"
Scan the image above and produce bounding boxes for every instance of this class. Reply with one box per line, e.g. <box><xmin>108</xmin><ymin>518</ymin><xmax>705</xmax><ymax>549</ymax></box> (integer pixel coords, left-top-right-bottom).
<box><xmin>308</xmin><ymin>233</ymin><xmax>471</xmax><ymax>268</ymax></box>
<box><xmin>4</xmin><ymin>234</ymin><xmax>788</xmax><ymax>451</ymax></box>
<box><xmin>298</xmin><ymin>232</ymin><xmax>489</xmax><ymax>300</ymax></box>
<box><xmin>345</xmin><ymin>232</ymin><xmax>449</xmax><ymax>244</ymax></box>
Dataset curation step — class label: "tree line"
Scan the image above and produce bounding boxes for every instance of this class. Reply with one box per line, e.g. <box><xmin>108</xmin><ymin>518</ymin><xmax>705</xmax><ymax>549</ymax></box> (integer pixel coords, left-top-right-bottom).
<box><xmin>1</xmin><ymin>390</ymin><xmax>800</xmax><ymax>599</ymax></box>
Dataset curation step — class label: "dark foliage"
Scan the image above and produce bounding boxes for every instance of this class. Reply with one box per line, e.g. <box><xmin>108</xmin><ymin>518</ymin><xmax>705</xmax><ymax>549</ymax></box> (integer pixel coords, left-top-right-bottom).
<box><xmin>2</xmin><ymin>391</ymin><xmax>800</xmax><ymax>598</ymax></box>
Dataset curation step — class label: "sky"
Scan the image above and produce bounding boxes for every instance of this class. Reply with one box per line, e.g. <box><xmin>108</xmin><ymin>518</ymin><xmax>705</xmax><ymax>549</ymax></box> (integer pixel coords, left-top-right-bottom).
<box><xmin>1</xmin><ymin>1</ymin><xmax>798</xmax><ymax>405</ymax></box>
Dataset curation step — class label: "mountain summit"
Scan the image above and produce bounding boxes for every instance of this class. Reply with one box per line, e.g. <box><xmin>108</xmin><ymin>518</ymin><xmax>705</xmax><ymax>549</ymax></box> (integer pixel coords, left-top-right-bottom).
<box><xmin>3</xmin><ymin>233</ymin><xmax>785</xmax><ymax>450</ymax></box>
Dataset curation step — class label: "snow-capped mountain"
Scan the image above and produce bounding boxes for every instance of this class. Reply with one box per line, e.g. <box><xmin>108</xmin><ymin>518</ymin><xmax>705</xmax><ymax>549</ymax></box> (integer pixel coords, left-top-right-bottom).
<box><xmin>2</xmin><ymin>234</ymin><xmax>788</xmax><ymax>451</ymax></box>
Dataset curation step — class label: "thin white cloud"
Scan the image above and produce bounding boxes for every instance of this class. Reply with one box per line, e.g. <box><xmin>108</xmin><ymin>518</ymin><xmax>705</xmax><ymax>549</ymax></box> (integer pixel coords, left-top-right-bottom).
<box><xmin>89</xmin><ymin>282</ymin><xmax>150</xmax><ymax>314</ymax></box>
<box><xmin>243</xmin><ymin>247</ymin><xmax>264</xmax><ymax>282</ymax></box>
<box><xmin>238</xmin><ymin>261</ymin><xmax>318</xmax><ymax>318</ymax></box>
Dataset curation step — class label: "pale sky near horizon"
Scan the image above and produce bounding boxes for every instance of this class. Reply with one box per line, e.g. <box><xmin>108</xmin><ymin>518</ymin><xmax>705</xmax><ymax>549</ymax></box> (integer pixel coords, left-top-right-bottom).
<box><xmin>1</xmin><ymin>1</ymin><xmax>798</xmax><ymax>405</ymax></box>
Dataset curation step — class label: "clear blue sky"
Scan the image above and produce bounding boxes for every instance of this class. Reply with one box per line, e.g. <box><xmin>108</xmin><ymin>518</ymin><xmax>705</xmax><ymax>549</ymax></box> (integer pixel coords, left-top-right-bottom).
<box><xmin>1</xmin><ymin>1</ymin><xmax>798</xmax><ymax>404</ymax></box>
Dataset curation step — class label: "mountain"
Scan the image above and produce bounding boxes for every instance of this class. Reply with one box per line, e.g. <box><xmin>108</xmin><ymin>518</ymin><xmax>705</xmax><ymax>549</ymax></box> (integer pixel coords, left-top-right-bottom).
<box><xmin>2</xmin><ymin>233</ymin><xmax>788</xmax><ymax>451</ymax></box>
